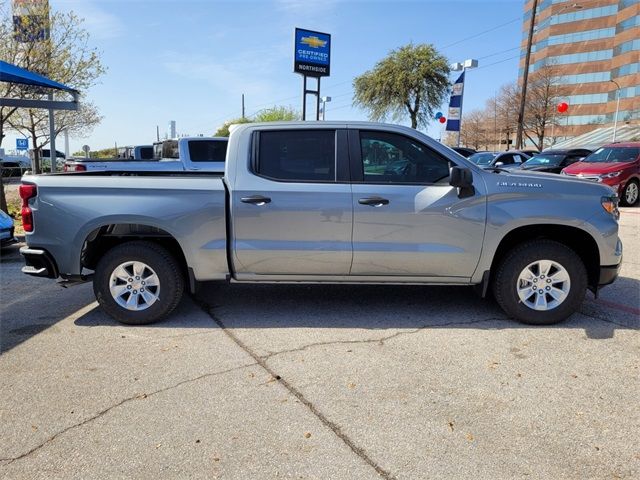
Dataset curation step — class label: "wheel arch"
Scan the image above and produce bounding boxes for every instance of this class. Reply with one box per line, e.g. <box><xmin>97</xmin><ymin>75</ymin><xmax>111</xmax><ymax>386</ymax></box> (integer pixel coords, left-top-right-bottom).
<box><xmin>487</xmin><ymin>224</ymin><xmax>600</xmax><ymax>292</ymax></box>
<box><xmin>80</xmin><ymin>222</ymin><xmax>191</xmax><ymax>291</ymax></box>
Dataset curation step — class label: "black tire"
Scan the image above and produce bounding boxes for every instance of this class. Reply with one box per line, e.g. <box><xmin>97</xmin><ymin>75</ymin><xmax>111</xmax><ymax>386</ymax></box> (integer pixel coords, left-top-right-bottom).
<box><xmin>620</xmin><ymin>179</ymin><xmax>639</xmax><ymax>207</ymax></box>
<box><xmin>94</xmin><ymin>241</ymin><xmax>184</xmax><ymax>325</ymax></box>
<box><xmin>493</xmin><ymin>240</ymin><xmax>587</xmax><ymax>325</ymax></box>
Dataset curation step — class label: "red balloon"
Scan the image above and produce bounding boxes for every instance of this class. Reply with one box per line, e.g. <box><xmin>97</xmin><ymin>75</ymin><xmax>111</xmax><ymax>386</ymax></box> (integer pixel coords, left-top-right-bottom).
<box><xmin>557</xmin><ymin>102</ymin><xmax>568</xmax><ymax>113</ymax></box>
<box><xmin>439</xmin><ymin>116</ymin><xmax>447</xmax><ymax>124</ymax></box>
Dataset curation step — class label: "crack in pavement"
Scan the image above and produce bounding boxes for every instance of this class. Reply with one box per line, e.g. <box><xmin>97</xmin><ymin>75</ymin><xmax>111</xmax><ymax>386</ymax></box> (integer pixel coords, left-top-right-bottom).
<box><xmin>578</xmin><ymin>309</ymin><xmax>638</xmax><ymax>329</ymax></box>
<box><xmin>260</xmin><ymin>316</ymin><xmax>507</xmax><ymax>361</ymax></box>
<box><xmin>195</xmin><ymin>303</ymin><xmax>398</xmax><ymax>480</ymax></box>
<box><xmin>194</xmin><ymin>304</ymin><xmax>504</xmax><ymax>479</ymax></box>
<box><xmin>0</xmin><ymin>362</ymin><xmax>256</xmax><ymax>465</ymax></box>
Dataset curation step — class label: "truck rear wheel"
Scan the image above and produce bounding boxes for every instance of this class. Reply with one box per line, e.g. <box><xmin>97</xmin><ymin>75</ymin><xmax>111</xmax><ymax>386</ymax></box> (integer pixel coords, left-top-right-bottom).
<box><xmin>493</xmin><ymin>240</ymin><xmax>587</xmax><ymax>325</ymax></box>
<box><xmin>94</xmin><ymin>241</ymin><xmax>184</xmax><ymax>325</ymax></box>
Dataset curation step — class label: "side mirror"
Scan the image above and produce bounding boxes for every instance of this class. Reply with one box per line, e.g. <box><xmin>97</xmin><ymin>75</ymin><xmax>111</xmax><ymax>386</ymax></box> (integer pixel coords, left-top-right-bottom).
<box><xmin>450</xmin><ymin>166</ymin><xmax>475</xmax><ymax>198</ymax></box>
<box><xmin>495</xmin><ymin>161</ymin><xmax>505</xmax><ymax>167</ymax></box>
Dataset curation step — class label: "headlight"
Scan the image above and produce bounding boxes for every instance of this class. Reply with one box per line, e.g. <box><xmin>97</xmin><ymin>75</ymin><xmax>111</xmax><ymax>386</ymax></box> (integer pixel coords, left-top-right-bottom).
<box><xmin>600</xmin><ymin>171</ymin><xmax>623</xmax><ymax>179</ymax></box>
<box><xmin>601</xmin><ymin>195</ymin><xmax>620</xmax><ymax>220</ymax></box>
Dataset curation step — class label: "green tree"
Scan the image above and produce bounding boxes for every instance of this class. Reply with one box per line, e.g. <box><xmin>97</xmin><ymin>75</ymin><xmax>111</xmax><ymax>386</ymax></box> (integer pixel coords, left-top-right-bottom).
<box><xmin>214</xmin><ymin>106</ymin><xmax>299</xmax><ymax>137</ymax></box>
<box><xmin>353</xmin><ymin>43</ymin><xmax>450</xmax><ymax>129</ymax></box>
<box><xmin>253</xmin><ymin>106</ymin><xmax>299</xmax><ymax>122</ymax></box>
<box><xmin>1</xmin><ymin>3</ymin><xmax>105</xmax><ymax>173</ymax></box>
<box><xmin>214</xmin><ymin>117</ymin><xmax>252</xmax><ymax>137</ymax></box>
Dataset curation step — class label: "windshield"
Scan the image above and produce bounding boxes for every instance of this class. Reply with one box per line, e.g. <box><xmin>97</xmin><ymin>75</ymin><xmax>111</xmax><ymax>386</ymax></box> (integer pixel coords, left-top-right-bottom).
<box><xmin>522</xmin><ymin>154</ymin><xmax>564</xmax><ymax>167</ymax></box>
<box><xmin>468</xmin><ymin>152</ymin><xmax>497</xmax><ymax>165</ymax></box>
<box><xmin>583</xmin><ymin>147</ymin><xmax>639</xmax><ymax>163</ymax></box>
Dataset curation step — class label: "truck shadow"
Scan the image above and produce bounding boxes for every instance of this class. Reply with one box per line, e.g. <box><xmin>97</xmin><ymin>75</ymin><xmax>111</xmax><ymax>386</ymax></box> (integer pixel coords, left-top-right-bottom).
<box><xmin>4</xmin><ymin>278</ymin><xmax>637</xmax><ymax>355</ymax></box>
<box><xmin>190</xmin><ymin>281</ymin><xmax>638</xmax><ymax>340</ymax></box>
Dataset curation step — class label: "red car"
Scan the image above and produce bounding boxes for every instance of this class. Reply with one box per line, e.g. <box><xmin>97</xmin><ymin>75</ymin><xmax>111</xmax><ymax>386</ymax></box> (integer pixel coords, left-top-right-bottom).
<box><xmin>561</xmin><ymin>142</ymin><xmax>640</xmax><ymax>206</ymax></box>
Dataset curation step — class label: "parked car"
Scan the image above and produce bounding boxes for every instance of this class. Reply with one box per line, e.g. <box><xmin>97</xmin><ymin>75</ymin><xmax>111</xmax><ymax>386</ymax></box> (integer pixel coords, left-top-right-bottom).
<box><xmin>562</xmin><ymin>143</ymin><xmax>640</xmax><ymax>206</ymax></box>
<box><xmin>520</xmin><ymin>150</ymin><xmax>540</xmax><ymax>157</ymax></box>
<box><xmin>20</xmin><ymin>121</ymin><xmax>621</xmax><ymax>326</ymax></box>
<box><xmin>468</xmin><ymin>151</ymin><xmax>531</xmax><ymax>169</ymax></box>
<box><xmin>519</xmin><ymin>148</ymin><xmax>592</xmax><ymax>174</ymax></box>
<box><xmin>451</xmin><ymin>147</ymin><xmax>476</xmax><ymax>158</ymax></box>
<box><xmin>64</xmin><ymin>137</ymin><xmax>228</xmax><ymax>173</ymax></box>
<box><xmin>0</xmin><ymin>148</ymin><xmax>31</xmax><ymax>176</ymax></box>
<box><xmin>0</xmin><ymin>209</ymin><xmax>16</xmax><ymax>246</ymax></box>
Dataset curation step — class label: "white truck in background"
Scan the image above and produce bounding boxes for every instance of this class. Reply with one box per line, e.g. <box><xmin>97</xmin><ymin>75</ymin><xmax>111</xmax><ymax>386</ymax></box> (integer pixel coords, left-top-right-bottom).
<box><xmin>63</xmin><ymin>137</ymin><xmax>228</xmax><ymax>173</ymax></box>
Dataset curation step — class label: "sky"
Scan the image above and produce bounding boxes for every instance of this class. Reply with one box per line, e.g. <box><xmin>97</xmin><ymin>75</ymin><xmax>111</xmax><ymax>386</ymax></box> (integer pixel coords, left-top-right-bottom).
<box><xmin>5</xmin><ymin>0</ymin><xmax>525</xmax><ymax>154</ymax></box>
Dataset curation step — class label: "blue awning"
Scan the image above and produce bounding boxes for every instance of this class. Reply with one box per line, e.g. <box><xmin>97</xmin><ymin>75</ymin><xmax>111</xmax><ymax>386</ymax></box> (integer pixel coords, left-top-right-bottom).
<box><xmin>0</xmin><ymin>60</ymin><xmax>78</xmax><ymax>93</ymax></box>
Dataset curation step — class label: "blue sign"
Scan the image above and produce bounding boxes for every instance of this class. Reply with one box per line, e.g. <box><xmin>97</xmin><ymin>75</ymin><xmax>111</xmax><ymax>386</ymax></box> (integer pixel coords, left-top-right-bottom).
<box><xmin>446</xmin><ymin>71</ymin><xmax>465</xmax><ymax>132</ymax></box>
<box><xmin>16</xmin><ymin>138</ymin><xmax>28</xmax><ymax>150</ymax></box>
<box><xmin>294</xmin><ymin>28</ymin><xmax>331</xmax><ymax>77</ymax></box>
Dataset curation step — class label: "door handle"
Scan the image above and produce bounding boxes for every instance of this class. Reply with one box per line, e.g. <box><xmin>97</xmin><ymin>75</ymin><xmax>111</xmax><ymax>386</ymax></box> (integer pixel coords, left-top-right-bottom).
<box><xmin>358</xmin><ymin>197</ymin><xmax>389</xmax><ymax>207</ymax></box>
<box><xmin>241</xmin><ymin>195</ymin><xmax>271</xmax><ymax>206</ymax></box>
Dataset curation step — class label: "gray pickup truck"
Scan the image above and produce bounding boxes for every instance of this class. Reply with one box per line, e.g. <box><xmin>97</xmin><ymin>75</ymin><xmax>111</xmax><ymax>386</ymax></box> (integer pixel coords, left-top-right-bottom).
<box><xmin>19</xmin><ymin>122</ymin><xmax>622</xmax><ymax>326</ymax></box>
<box><xmin>63</xmin><ymin>137</ymin><xmax>228</xmax><ymax>173</ymax></box>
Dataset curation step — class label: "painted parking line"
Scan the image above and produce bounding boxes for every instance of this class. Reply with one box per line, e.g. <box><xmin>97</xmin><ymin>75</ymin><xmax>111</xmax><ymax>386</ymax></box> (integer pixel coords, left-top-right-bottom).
<box><xmin>590</xmin><ymin>298</ymin><xmax>640</xmax><ymax>316</ymax></box>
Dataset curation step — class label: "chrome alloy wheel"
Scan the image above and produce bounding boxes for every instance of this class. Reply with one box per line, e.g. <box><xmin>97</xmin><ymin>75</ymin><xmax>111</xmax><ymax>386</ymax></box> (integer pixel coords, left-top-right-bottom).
<box><xmin>516</xmin><ymin>259</ymin><xmax>571</xmax><ymax>311</ymax></box>
<box><xmin>109</xmin><ymin>261</ymin><xmax>160</xmax><ymax>311</ymax></box>
<box><xmin>625</xmin><ymin>182</ymin><xmax>638</xmax><ymax>205</ymax></box>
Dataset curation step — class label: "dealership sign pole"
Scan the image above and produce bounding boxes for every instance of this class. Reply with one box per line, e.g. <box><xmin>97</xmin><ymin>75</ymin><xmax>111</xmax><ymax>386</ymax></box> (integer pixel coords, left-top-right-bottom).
<box><xmin>294</xmin><ymin>28</ymin><xmax>331</xmax><ymax>121</ymax></box>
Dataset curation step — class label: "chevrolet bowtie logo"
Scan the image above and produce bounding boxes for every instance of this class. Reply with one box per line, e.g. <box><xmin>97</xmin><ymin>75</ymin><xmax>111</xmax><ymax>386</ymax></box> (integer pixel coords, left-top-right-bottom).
<box><xmin>301</xmin><ymin>36</ymin><xmax>327</xmax><ymax>48</ymax></box>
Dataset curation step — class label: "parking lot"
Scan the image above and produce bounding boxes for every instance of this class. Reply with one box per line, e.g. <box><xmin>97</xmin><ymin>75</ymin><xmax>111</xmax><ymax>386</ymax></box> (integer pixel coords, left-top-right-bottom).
<box><xmin>0</xmin><ymin>209</ymin><xmax>638</xmax><ymax>480</ymax></box>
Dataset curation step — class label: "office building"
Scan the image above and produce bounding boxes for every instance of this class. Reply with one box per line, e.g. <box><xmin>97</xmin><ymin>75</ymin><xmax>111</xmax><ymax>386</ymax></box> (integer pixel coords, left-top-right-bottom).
<box><xmin>519</xmin><ymin>0</ymin><xmax>639</xmax><ymax>140</ymax></box>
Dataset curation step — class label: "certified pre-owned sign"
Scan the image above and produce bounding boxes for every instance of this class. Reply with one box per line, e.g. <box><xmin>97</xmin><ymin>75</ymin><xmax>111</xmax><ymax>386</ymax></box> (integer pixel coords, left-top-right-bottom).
<box><xmin>294</xmin><ymin>28</ymin><xmax>331</xmax><ymax>77</ymax></box>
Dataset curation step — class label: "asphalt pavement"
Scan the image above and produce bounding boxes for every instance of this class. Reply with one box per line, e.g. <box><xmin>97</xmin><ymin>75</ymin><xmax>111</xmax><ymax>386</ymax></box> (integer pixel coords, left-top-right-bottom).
<box><xmin>0</xmin><ymin>209</ymin><xmax>638</xmax><ymax>479</ymax></box>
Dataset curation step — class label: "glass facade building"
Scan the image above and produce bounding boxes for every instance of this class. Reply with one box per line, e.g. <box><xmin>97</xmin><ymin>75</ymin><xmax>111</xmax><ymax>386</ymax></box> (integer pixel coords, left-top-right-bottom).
<box><xmin>519</xmin><ymin>0</ymin><xmax>640</xmax><ymax>141</ymax></box>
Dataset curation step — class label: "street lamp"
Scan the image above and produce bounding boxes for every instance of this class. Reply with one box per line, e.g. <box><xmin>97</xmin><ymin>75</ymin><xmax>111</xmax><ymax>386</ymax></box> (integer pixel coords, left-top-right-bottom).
<box><xmin>516</xmin><ymin>2</ymin><xmax>582</xmax><ymax>149</ymax></box>
<box><xmin>450</xmin><ymin>59</ymin><xmax>478</xmax><ymax>147</ymax></box>
<box><xmin>610</xmin><ymin>79</ymin><xmax>621</xmax><ymax>142</ymax></box>
<box><xmin>320</xmin><ymin>96</ymin><xmax>332</xmax><ymax>121</ymax></box>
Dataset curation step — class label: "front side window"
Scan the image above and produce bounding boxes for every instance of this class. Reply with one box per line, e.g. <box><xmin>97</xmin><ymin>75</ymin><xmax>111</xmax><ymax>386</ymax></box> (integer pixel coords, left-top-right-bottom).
<box><xmin>256</xmin><ymin>130</ymin><xmax>335</xmax><ymax>182</ymax></box>
<box><xmin>360</xmin><ymin>131</ymin><xmax>449</xmax><ymax>184</ymax></box>
<box><xmin>188</xmin><ymin>140</ymin><xmax>228</xmax><ymax>163</ymax></box>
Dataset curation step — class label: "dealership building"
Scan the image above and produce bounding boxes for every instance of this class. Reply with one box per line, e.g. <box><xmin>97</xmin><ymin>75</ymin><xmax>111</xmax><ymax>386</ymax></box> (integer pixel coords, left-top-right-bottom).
<box><xmin>519</xmin><ymin>0</ymin><xmax>639</xmax><ymax>140</ymax></box>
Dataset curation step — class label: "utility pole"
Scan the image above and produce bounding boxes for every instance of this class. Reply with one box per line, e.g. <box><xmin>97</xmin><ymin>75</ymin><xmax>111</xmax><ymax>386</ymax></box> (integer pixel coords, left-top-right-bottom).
<box><xmin>156</xmin><ymin>125</ymin><xmax>160</xmax><ymax>142</ymax></box>
<box><xmin>515</xmin><ymin>0</ymin><xmax>538</xmax><ymax>150</ymax></box>
<box><xmin>242</xmin><ymin>94</ymin><xmax>245</xmax><ymax>119</ymax></box>
<box><xmin>610</xmin><ymin>79</ymin><xmax>621</xmax><ymax>142</ymax></box>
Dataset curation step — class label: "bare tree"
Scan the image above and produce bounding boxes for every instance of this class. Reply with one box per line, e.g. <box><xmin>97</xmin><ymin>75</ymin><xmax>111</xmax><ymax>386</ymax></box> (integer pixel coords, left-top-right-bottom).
<box><xmin>459</xmin><ymin>109</ymin><xmax>491</xmax><ymax>150</ymax></box>
<box><xmin>521</xmin><ymin>65</ymin><xmax>562</xmax><ymax>151</ymax></box>
<box><xmin>2</xmin><ymin>4</ymin><xmax>105</xmax><ymax>172</ymax></box>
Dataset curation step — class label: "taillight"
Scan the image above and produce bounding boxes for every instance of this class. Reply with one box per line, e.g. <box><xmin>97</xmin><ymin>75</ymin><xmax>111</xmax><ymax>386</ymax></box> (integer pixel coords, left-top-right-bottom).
<box><xmin>63</xmin><ymin>164</ymin><xmax>69</xmax><ymax>172</ymax></box>
<box><xmin>19</xmin><ymin>184</ymin><xmax>37</xmax><ymax>232</ymax></box>
<box><xmin>75</xmin><ymin>164</ymin><xmax>87</xmax><ymax>172</ymax></box>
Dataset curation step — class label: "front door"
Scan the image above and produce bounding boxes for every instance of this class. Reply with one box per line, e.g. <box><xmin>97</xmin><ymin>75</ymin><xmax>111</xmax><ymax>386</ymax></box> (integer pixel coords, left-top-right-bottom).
<box><xmin>232</xmin><ymin>128</ymin><xmax>353</xmax><ymax>277</ymax></box>
<box><xmin>350</xmin><ymin>129</ymin><xmax>486</xmax><ymax>278</ymax></box>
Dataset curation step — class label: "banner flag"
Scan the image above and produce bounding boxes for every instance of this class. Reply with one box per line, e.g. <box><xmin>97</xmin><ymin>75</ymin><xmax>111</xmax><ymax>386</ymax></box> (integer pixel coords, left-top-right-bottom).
<box><xmin>445</xmin><ymin>71</ymin><xmax>465</xmax><ymax>132</ymax></box>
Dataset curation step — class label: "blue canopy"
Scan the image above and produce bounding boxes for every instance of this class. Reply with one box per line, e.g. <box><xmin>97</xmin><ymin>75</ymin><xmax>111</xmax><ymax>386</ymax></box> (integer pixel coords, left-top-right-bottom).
<box><xmin>0</xmin><ymin>60</ymin><xmax>78</xmax><ymax>93</ymax></box>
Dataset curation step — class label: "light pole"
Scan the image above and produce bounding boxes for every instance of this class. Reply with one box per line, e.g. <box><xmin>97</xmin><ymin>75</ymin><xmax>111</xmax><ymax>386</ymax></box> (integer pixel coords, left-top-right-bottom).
<box><xmin>516</xmin><ymin>2</ymin><xmax>582</xmax><ymax>149</ymax></box>
<box><xmin>610</xmin><ymin>79</ymin><xmax>621</xmax><ymax>142</ymax></box>
<box><xmin>320</xmin><ymin>96</ymin><xmax>331</xmax><ymax>121</ymax></box>
<box><xmin>450</xmin><ymin>59</ymin><xmax>478</xmax><ymax>147</ymax></box>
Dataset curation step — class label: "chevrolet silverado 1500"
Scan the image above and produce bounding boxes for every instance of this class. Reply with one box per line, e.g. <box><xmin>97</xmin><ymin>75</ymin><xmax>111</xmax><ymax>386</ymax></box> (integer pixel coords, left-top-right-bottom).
<box><xmin>20</xmin><ymin>122</ymin><xmax>622</xmax><ymax>325</ymax></box>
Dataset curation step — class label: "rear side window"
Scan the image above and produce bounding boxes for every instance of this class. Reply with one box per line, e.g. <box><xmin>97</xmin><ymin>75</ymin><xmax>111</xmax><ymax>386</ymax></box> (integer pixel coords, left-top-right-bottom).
<box><xmin>139</xmin><ymin>147</ymin><xmax>153</xmax><ymax>160</ymax></box>
<box><xmin>256</xmin><ymin>130</ymin><xmax>335</xmax><ymax>182</ymax></box>
<box><xmin>188</xmin><ymin>140</ymin><xmax>228</xmax><ymax>162</ymax></box>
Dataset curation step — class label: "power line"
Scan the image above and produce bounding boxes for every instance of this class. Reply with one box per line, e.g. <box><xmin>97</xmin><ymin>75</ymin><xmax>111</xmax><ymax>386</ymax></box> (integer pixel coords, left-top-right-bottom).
<box><xmin>474</xmin><ymin>54</ymin><xmax>521</xmax><ymax>70</ymax></box>
<box><xmin>440</xmin><ymin>17</ymin><xmax>522</xmax><ymax>50</ymax></box>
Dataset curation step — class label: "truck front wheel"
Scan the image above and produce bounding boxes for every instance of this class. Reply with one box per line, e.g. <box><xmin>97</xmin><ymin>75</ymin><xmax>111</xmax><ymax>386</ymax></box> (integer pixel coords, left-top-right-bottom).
<box><xmin>94</xmin><ymin>241</ymin><xmax>184</xmax><ymax>325</ymax></box>
<box><xmin>493</xmin><ymin>240</ymin><xmax>587</xmax><ymax>325</ymax></box>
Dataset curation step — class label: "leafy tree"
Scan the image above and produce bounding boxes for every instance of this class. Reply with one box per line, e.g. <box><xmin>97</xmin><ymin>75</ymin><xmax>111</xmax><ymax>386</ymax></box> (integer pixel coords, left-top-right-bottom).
<box><xmin>253</xmin><ymin>106</ymin><xmax>299</xmax><ymax>122</ymax></box>
<box><xmin>353</xmin><ymin>43</ymin><xmax>450</xmax><ymax>129</ymax></box>
<box><xmin>214</xmin><ymin>117</ymin><xmax>252</xmax><ymax>137</ymax></box>
<box><xmin>214</xmin><ymin>106</ymin><xmax>299</xmax><ymax>137</ymax></box>
<box><xmin>1</xmin><ymin>3</ymin><xmax>105</xmax><ymax>173</ymax></box>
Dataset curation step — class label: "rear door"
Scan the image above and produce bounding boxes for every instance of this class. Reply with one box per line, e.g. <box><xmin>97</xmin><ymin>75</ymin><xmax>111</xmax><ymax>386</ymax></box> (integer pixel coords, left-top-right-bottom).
<box><xmin>349</xmin><ymin>128</ymin><xmax>486</xmax><ymax>278</ymax></box>
<box><xmin>231</xmin><ymin>128</ymin><xmax>353</xmax><ymax>277</ymax></box>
